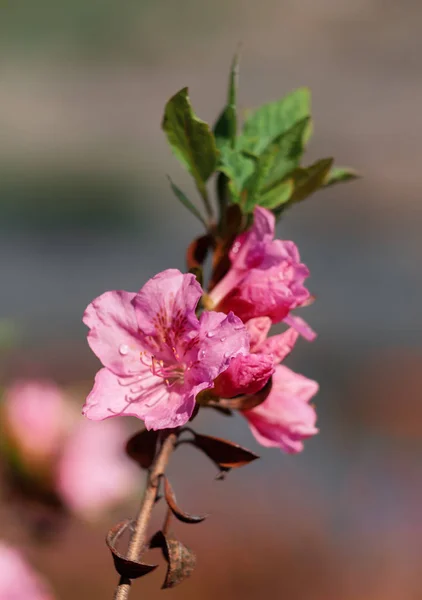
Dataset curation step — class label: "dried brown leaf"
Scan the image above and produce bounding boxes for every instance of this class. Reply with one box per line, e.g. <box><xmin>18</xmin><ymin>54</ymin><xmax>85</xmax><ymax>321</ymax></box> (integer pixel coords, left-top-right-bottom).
<box><xmin>150</xmin><ymin>531</ymin><xmax>196</xmax><ymax>589</ymax></box>
<box><xmin>126</xmin><ymin>429</ymin><xmax>158</xmax><ymax>470</ymax></box>
<box><xmin>164</xmin><ymin>477</ymin><xmax>208</xmax><ymax>524</ymax></box>
<box><xmin>106</xmin><ymin>519</ymin><xmax>158</xmax><ymax>579</ymax></box>
<box><xmin>191</xmin><ymin>433</ymin><xmax>259</xmax><ymax>470</ymax></box>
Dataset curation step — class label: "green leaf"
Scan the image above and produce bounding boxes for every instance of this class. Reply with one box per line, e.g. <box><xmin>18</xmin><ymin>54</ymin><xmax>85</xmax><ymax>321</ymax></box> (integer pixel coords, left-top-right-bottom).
<box><xmin>240</xmin><ymin>118</ymin><xmax>309</xmax><ymax>212</ymax></box>
<box><xmin>241</xmin><ymin>144</ymin><xmax>279</xmax><ymax>212</ymax></box>
<box><xmin>324</xmin><ymin>166</ymin><xmax>360</xmax><ymax>187</ymax></box>
<box><xmin>167</xmin><ymin>177</ymin><xmax>207</xmax><ymax>227</ymax></box>
<box><xmin>259</xmin><ymin>179</ymin><xmax>294</xmax><ymax>209</ymax></box>
<box><xmin>287</xmin><ymin>158</ymin><xmax>334</xmax><ymax>205</ymax></box>
<box><xmin>218</xmin><ymin>146</ymin><xmax>255</xmax><ymax>202</ymax></box>
<box><xmin>214</xmin><ymin>53</ymin><xmax>239</xmax><ymax>151</ymax></box>
<box><xmin>262</xmin><ymin>117</ymin><xmax>312</xmax><ymax>188</ymax></box>
<box><xmin>240</xmin><ymin>87</ymin><xmax>311</xmax><ymax>155</ymax></box>
<box><xmin>162</xmin><ymin>87</ymin><xmax>219</xmax><ymax>201</ymax></box>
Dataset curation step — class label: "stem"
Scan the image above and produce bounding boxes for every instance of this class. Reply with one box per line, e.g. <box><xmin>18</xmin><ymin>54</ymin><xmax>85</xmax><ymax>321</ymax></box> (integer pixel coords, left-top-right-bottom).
<box><xmin>113</xmin><ymin>430</ymin><xmax>178</xmax><ymax>600</ymax></box>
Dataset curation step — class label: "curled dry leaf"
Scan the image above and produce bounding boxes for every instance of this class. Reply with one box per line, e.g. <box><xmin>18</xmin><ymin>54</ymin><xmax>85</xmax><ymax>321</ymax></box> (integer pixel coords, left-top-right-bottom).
<box><xmin>186</xmin><ymin>234</ymin><xmax>214</xmax><ymax>271</ymax></box>
<box><xmin>164</xmin><ymin>477</ymin><xmax>208</xmax><ymax>524</ymax></box>
<box><xmin>106</xmin><ymin>519</ymin><xmax>158</xmax><ymax>579</ymax></box>
<box><xmin>126</xmin><ymin>429</ymin><xmax>158</xmax><ymax>470</ymax></box>
<box><xmin>190</xmin><ymin>432</ymin><xmax>259</xmax><ymax>472</ymax></box>
<box><xmin>150</xmin><ymin>531</ymin><xmax>196</xmax><ymax>589</ymax></box>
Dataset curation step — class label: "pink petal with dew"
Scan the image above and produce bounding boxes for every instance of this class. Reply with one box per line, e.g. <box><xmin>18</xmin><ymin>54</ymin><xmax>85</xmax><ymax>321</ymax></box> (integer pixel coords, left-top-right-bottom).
<box><xmin>190</xmin><ymin>311</ymin><xmax>249</xmax><ymax>384</ymax></box>
<box><xmin>213</xmin><ymin>353</ymin><xmax>274</xmax><ymax>398</ymax></box>
<box><xmin>245</xmin><ymin>317</ymin><xmax>272</xmax><ymax>352</ymax></box>
<box><xmin>84</xmin><ymin>290</ymin><xmax>144</xmax><ymax>377</ymax></box>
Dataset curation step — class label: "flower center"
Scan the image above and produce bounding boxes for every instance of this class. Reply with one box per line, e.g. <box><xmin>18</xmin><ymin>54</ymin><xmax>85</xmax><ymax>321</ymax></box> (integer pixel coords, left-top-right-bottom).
<box><xmin>140</xmin><ymin>351</ymin><xmax>186</xmax><ymax>388</ymax></box>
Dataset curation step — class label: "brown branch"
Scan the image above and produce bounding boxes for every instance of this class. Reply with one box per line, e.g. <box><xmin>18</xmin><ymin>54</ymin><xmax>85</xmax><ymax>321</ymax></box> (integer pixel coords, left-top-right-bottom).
<box><xmin>113</xmin><ymin>430</ymin><xmax>178</xmax><ymax>600</ymax></box>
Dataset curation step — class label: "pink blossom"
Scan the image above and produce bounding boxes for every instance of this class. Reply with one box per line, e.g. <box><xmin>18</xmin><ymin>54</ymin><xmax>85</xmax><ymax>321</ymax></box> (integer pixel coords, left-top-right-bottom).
<box><xmin>212</xmin><ymin>317</ymin><xmax>300</xmax><ymax>398</ymax></box>
<box><xmin>208</xmin><ymin>207</ymin><xmax>313</xmax><ymax>328</ymax></box>
<box><xmin>83</xmin><ymin>269</ymin><xmax>249</xmax><ymax>430</ymax></box>
<box><xmin>57</xmin><ymin>419</ymin><xmax>137</xmax><ymax>519</ymax></box>
<box><xmin>2</xmin><ymin>381</ymin><xmax>73</xmax><ymax>464</ymax></box>
<box><xmin>243</xmin><ymin>364</ymin><xmax>319</xmax><ymax>453</ymax></box>
<box><xmin>212</xmin><ymin>353</ymin><xmax>274</xmax><ymax>398</ymax></box>
<box><xmin>0</xmin><ymin>542</ymin><xmax>54</xmax><ymax>600</ymax></box>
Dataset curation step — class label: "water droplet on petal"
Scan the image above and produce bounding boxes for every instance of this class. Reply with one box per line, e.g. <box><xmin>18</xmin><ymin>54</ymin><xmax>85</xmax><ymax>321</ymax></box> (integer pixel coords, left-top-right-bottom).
<box><xmin>234</xmin><ymin>325</ymin><xmax>244</xmax><ymax>331</ymax></box>
<box><xmin>220</xmin><ymin>336</ymin><xmax>226</xmax><ymax>342</ymax></box>
<box><xmin>119</xmin><ymin>344</ymin><xmax>129</xmax><ymax>356</ymax></box>
<box><xmin>206</xmin><ymin>331</ymin><xmax>215</xmax><ymax>338</ymax></box>
<box><xmin>199</xmin><ymin>349</ymin><xmax>206</xmax><ymax>360</ymax></box>
<box><xmin>223</xmin><ymin>351</ymin><xmax>231</xmax><ymax>359</ymax></box>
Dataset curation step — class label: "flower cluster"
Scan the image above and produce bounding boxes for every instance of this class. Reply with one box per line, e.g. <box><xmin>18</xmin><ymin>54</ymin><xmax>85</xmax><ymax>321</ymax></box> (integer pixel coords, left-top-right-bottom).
<box><xmin>1</xmin><ymin>380</ymin><xmax>137</xmax><ymax>520</ymax></box>
<box><xmin>83</xmin><ymin>207</ymin><xmax>318</xmax><ymax>453</ymax></box>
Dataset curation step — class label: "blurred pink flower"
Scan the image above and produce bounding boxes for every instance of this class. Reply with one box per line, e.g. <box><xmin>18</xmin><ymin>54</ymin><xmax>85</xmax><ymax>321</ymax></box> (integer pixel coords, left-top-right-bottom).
<box><xmin>0</xmin><ymin>542</ymin><xmax>54</xmax><ymax>600</ymax></box>
<box><xmin>1</xmin><ymin>379</ymin><xmax>136</xmax><ymax>520</ymax></box>
<box><xmin>57</xmin><ymin>419</ymin><xmax>137</xmax><ymax>520</ymax></box>
<box><xmin>209</xmin><ymin>207</ymin><xmax>313</xmax><ymax>330</ymax></box>
<box><xmin>2</xmin><ymin>381</ymin><xmax>73</xmax><ymax>464</ymax></box>
<box><xmin>83</xmin><ymin>269</ymin><xmax>249</xmax><ymax>430</ymax></box>
<box><xmin>243</xmin><ymin>364</ymin><xmax>319</xmax><ymax>453</ymax></box>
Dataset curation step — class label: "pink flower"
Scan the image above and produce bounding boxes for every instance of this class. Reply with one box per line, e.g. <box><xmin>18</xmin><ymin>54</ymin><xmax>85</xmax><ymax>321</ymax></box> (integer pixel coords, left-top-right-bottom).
<box><xmin>208</xmin><ymin>207</ymin><xmax>313</xmax><ymax>330</ymax></box>
<box><xmin>83</xmin><ymin>269</ymin><xmax>249</xmax><ymax>430</ymax></box>
<box><xmin>243</xmin><ymin>364</ymin><xmax>319</xmax><ymax>453</ymax></box>
<box><xmin>212</xmin><ymin>317</ymin><xmax>301</xmax><ymax>398</ymax></box>
<box><xmin>212</xmin><ymin>353</ymin><xmax>275</xmax><ymax>398</ymax></box>
<box><xmin>2</xmin><ymin>381</ymin><xmax>73</xmax><ymax>465</ymax></box>
<box><xmin>0</xmin><ymin>542</ymin><xmax>54</xmax><ymax>600</ymax></box>
<box><xmin>57</xmin><ymin>419</ymin><xmax>137</xmax><ymax>520</ymax></box>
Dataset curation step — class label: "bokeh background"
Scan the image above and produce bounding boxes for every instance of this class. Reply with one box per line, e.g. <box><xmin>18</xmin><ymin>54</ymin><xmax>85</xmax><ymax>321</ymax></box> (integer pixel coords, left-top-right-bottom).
<box><xmin>1</xmin><ymin>1</ymin><xmax>421</xmax><ymax>598</ymax></box>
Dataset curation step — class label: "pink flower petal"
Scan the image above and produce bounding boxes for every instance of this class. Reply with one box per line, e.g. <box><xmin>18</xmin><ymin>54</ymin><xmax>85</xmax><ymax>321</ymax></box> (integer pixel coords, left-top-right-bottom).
<box><xmin>83</xmin><ymin>367</ymin><xmax>159</xmax><ymax>421</ymax></box>
<box><xmin>229</xmin><ymin>206</ymin><xmax>275</xmax><ymax>268</ymax></box>
<box><xmin>243</xmin><ymin>365</ymin><xmax>318</xmax><ymax>453</ymax></box>
<box><xmin>84</xmin><ymin>290</ymin><xmax>143</xmax><ymax>377</ymax></box>
<box><xmin>83</xmin><ymin>368</ymin><xmax>199</xmax><ymax>430</ymax></box>
<box><xmin>283</xmin><ymin>314</ymin><xmax>317</xmax><ymax>341</ymax></box>
<box><xmin>220</xmin><ymin>265</ymin><xmax>296</xmax><ymax>323</ymax></box>
<box><xmin>209</xmin><ymin>206</ymin><xmax>312</xmax><ymax>324</ymax></box>
<box><xmin>189</xmin><ymin>311</ymin><xmax>249</xmax><ymax>384</ymax></box>
<box><xmin>213</xmin><ymin>353</ymin><xmax>274</xmax><ymax>398</ymax></box>
<box><xmin>245</xmin><ymin>317</ymin><xmax>272</xmax><ymax>352</ymax></box>
<box><xmin>259</xmin><ymin>327</ymin><xmax>299</xmax><ymax>364</ymax></box>
<box><xmin>133</xmin><ymin>269</ymin><xmax>202</xmax><ymax>339</ymax></box>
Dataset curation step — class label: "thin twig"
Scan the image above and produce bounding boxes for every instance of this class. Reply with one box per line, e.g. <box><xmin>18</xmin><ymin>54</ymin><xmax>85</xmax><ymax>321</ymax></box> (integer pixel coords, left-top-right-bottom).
<box><xmin>113</xmin><ymin>430</ymin><xmax>178</xmax><ymax>600</ymax></box>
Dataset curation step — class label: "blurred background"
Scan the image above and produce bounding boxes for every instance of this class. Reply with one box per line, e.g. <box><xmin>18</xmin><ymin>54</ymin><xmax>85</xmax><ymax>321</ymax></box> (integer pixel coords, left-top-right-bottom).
<box><xmin>0</xmin><ymin>0</ymin><xmax>421</xmax><ymax>598</ymax></box>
